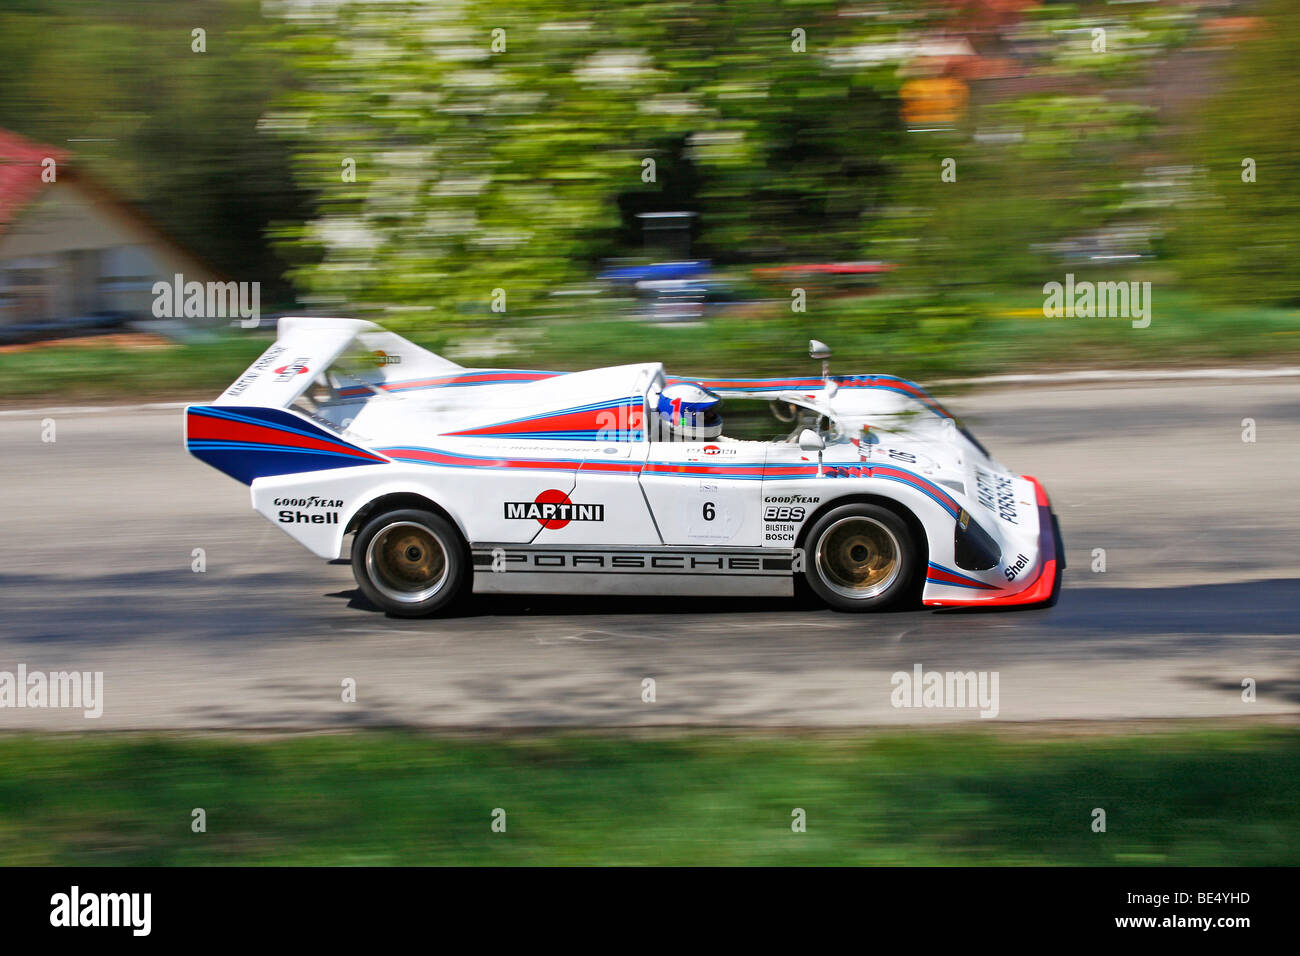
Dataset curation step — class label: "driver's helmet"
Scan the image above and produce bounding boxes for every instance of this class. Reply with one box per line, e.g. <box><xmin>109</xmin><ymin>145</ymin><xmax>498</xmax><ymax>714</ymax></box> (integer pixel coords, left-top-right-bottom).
<box><xmin>655</xmin><ymin>382</ymin><xmax>722</xmax><ymax>441</ymax></box>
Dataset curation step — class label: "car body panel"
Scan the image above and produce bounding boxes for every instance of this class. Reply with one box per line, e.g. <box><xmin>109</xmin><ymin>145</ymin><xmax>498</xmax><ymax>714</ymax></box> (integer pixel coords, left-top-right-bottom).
<box><xmin>186</xmin><ymin>318</ymin><xmax>1061</xmax><ymax>608</ymax></box>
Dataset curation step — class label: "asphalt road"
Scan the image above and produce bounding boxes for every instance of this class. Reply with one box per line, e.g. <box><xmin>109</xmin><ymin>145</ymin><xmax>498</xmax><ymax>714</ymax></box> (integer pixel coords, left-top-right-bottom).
<box><xmin>1</xmin><ymin>379</ymin><xmax>1297</xmax><ymax>730</ymax></box>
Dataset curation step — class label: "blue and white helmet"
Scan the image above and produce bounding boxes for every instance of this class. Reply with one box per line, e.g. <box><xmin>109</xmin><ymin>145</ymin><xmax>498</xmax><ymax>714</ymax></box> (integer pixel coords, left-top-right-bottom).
<box><xmin>655</xmin><ymin>382</ymin><xmax>723</xmax><ymax>440</ymax></box>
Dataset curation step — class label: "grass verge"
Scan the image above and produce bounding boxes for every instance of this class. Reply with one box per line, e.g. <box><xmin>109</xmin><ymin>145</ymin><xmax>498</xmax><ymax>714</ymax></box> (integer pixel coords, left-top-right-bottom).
<box><xmin>0</xmin><ymin>726</ymin><xmax>1296</xmax><ymax>865</ymax></box>
<box><xmin>514</xmin><ymin>290</ymin><xmax>1300</xmax><ymax>383</ymax></box>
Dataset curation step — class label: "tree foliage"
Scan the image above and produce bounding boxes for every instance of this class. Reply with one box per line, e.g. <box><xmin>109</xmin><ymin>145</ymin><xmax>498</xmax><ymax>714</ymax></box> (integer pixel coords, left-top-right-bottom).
<box><xmin>1167</xmin><ymin>0</ymin><xmax>1300</xmax><ymax>306</ymax></box>
<box><xmin>268</xmin><ymin>0</ymin><xmax>908</xmax><ymax>326</ymax></box>
<box><xmin>0</xmin><ymin>0</ymin><xmax>308</xmax><ymax>298</ymax></box>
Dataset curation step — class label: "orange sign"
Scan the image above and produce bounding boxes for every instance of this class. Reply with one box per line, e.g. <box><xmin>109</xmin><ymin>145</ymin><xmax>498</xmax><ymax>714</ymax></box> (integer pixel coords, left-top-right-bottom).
<box><xmin>900</xmin><ymin>77</ymin><xmax>969</xmax><ymax>127</ymax></box>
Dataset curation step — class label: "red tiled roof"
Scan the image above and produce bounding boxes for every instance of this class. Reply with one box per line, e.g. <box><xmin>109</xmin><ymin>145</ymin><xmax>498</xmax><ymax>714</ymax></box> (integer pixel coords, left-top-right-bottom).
<box><xmin>0</xmin><ymin>128</ymin><xmax>66</xmax><ymax>231</ymax></box>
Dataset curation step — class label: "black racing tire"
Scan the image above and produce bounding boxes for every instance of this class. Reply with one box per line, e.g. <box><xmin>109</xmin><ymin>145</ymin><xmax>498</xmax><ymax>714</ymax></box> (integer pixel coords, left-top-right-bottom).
<box><xmin>351</xmin><ymin>508</ymin><xmax>468</xmax><ymax>617</ymax></box>
<box><xmin>802</xmin><ymin>503</ymin><xmax>921</xmax><ymax>612</ymax></box>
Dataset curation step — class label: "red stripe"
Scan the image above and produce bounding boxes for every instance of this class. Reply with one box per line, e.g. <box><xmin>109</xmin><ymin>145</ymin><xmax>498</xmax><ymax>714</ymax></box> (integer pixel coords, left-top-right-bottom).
<box><xmin>926</xmin><ymin>558</ymin><xmax>1055</xmax><ymax>607</ymax></box>
<box><xmin>871</xmin><ymin>465</ymin><xmax>959</xmax><ymax>512</ymax></box>
<box><xmin>643</xmin><ymin>463</ymin><xmax>767</xmax><ymax>476</ymax></box>
<box><xmin>691</xmin><ymin>377</ymin><xmax>824</xmax><ymax>390</ymax></box>
<box><xmin>448</xmin><ymin>404</ymin><xmax>642</xmax><ymax>437</ymax></box>
<box><xmin>864</xmin><ymin>377</ymin><xmax>951</xmax><ymax>416</ymax></box>
<box><xmin>338</xmin><ymin>371</ymin><xmax>558</xmax><ymax>396</ymax></box>
<box><xmin>1021</xmin><ymin>474</ymin><xmax>1051</xmax><ymax>506</ymax></box>
<box><xmin>578</xmin><ymin>460</ymin><xmax>643</xmax><ymax>473</ymax></box>
<box><xmin>189</xmin><ymin>417</ymin><xmax>382</xmax><ymax>459</ymax></box>
<box><xmin>926</xmin><ymin>567</ymin><xmax>998</xmax><ymax>590</ymax></box>
<box><xmin>380</xmin><ymin>448</ymin><xmax>576</xmax><ymax>470</ymax></box>
<box><xmin>388</xmin><ymin>371</ymin><xmax>555</xmax><ymax>391</ymax></box>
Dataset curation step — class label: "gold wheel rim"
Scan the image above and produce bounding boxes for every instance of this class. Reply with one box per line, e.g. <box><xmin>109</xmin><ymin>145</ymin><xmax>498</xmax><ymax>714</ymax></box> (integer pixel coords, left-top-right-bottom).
<box><xmin>366</xmin><ymin>522</ymin><xmax>449</xmax><ymax>604</ymax></box>
<box><xmin>815</xmin><ymin>516</ymin><xmax>901</xmax><ymax>600</ymax></box>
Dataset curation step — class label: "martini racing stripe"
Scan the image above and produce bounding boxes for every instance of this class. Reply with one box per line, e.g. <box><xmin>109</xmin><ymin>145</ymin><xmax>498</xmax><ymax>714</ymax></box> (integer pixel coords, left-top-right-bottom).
<box><xmin>336</xmin><ymin>369</ymin><xmax>953</xmax><ymax>421</ymax></box>
<box><xmin>186</xmin><ymin>405</ymin><xmax>388</xmax><ymax>485</ymax></box>
<box><xmin>673</xmin><ymin>374</ymin><xmax>955</xmax><ymax>419</ymax></box>
<box><xmin>645</xmin><ymin>460</ymin><xmax>963</xmax><ymax>520</ymax></box>
<box><xmin>758</xmin><ymin>461</ymin><xmax>962</xmax><ymax>518</ymax></box>
<box><xmin>189</xmin><ymin>405</ymin><xmax>372</xmax><ymax>452</ymax></box>
<box><xmin>831</xmin><ymin>464</ymin><xmax>962</xmax><ymax>519</ymax></box>
<box><xmin>443</xmin><ymin>396</ymin><xmax>644</xmax><ymax>441</ymax></box>
<box><xmin>377</xmin><ymin>445</ymin><xmax>961</xmax><ymax>518</ymax></box>
<box><xmin>926</xmin><ymin>562</ymin><xmax>1000</xmax><ymax>590</ymax></box>
<box><xmin>379</xmin><ymin>446</ymin><xmax>584</xmax><ymax>471</ymax></box>
<box><xmin>337</xmin><ymin>369</ymin><xmax>559</xmax><ymax>398</ymax></box>
<box><xmin>643</xmin><ymin>461</ymin><xmax>768</xmax><ymax>478</ymax></box>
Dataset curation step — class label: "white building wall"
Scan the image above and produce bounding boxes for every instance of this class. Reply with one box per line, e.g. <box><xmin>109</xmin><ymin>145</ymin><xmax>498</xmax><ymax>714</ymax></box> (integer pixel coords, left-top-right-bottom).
<box><xmin>0</xmin><ymin>184</ymin><xmax>216</xmax><ymax>325</ymax></box>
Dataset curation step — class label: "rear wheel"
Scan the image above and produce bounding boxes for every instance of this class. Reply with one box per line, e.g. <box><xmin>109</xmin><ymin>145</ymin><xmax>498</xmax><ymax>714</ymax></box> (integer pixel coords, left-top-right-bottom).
<box><xmin>803</xmin><ymin>503</ymin><xmax>920</xmax><ymax>611</ymax></box>
<box><xmin>352</xmin><ymin>508</ymin><xmax>467</xmax><ymax>616</ymax></box>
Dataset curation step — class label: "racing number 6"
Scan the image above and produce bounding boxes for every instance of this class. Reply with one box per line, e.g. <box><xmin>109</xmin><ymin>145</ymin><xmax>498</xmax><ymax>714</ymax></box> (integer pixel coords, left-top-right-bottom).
<box><xmin>702</xmin><ymin>501</ymin><xmax>715</xmax><ymax>521</ymax></box>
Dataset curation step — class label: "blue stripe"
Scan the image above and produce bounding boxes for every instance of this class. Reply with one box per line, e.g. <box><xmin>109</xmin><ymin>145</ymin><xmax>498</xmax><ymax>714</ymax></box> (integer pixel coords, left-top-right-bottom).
<box><xmin>454</xmin><ymin>396</ymin><xmax>640</xmax><ymax>434</ymax></box>
<box><xmin>378</xmin><ymin>447</ymin><xmax>587</xmax><ymax>466</ymax></box>
<box><xmin>189</xmin><ymin>405</ymin><xmax>354</xmax><ymax>448</ymax></box>
<box><xmin>189</xmin><ymin>441</ymin><xmax>371</xmax><ymax>460</ymax></box>
<box><xmin>926</xmin><ymin>576</ymin><xmax>994</xmax><ymax>590</ymax></box>
<box><xmin>869</xmin><ymin>472</ymin><xmax>960</xmax><ymax>518</ymax></box>
<box><xmin>470</xmin><ymin>430</ymin><xmax>645</xmax><ymax>441</ymax></box>
<box><xmin>372</xmin><ymin>445</ymin><xmax>960</xmax><ymax>519</ymax></box>
<box><xmin>926</xmin><ymin>561</ymin><xmax>996</xmax><ymax>589</ymax></box>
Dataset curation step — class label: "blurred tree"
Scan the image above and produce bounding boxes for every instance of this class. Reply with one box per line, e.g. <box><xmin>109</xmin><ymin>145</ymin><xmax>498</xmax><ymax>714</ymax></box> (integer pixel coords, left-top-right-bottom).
<box><xmin>874</xmin><ymin>94</ymin><xmax>1154</xmax><ymax>293</ymax></box>
<box><xmin>0</xmin><ymin>0</ymin><xmax>310</xmax><ymax>300</ymax></box>
<box><xmin>267</xmin><ymin>0</ymin><xmax>907</xmax><ymax>327</ymax></box>
<box><xmin>1167</xmin><ymin>0</ymin><xmax>1300</xmax><ymax>306</ymax></box>
<box><xmin>0</xmin><ymin>0</ymin><xmax>1233</xmax><ymax>332</ymax></box>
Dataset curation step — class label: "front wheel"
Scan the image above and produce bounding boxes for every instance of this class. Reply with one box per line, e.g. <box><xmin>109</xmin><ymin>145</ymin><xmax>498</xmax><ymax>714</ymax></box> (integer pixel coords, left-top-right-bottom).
<box><xmin>802</xmin><ymin>503</ymin><xmax>921</xmax><ymax>611</ymax></box>
<box><xmin>352</xmin><ymin>508</ymin><xmax>468</xmax><ymax>617</ymax></box>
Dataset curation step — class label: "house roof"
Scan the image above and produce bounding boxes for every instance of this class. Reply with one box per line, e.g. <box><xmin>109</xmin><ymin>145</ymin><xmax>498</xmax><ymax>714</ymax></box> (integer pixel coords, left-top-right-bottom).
<box><xmin>0</xmin><ymin>128</ymin><xmax>66</xmax><ymax>231</ymax></box>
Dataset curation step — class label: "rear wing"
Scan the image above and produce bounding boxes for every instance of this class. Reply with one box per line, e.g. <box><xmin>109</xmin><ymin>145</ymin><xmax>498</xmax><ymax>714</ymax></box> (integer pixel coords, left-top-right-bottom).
<box><xmin>213</xmin><ymin>316</ymin><xmax>464</xmax><ymax>408</ymax></box>
<box><xmin>188</xmin><ymin>317</ymin><xmax>465</xmax><ymax>486</ymax></box>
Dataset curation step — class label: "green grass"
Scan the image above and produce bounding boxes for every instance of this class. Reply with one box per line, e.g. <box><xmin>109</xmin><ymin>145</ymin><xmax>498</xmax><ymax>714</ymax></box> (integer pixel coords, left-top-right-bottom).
<box><xmin>0</xmin><ymin>727</ymin><xmax>1296</xmax><ymax>865</ymax></box>
<box><xmin>0</xmin><ymin>337</ymin><xmax>260</xmax><ymax>403</ymax></box>
<box><xmin>2</xmin><ymin>288</ymin><xmax>1297</xmax><ymax>403</ymax></box>
<box><xmin>509</xmin><ymin>289</ymin><xmax>1300</xmax><ymax>384</ymax></box>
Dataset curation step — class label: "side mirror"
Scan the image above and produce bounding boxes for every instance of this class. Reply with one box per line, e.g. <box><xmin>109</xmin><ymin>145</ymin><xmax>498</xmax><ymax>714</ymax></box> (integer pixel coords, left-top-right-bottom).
<box><xmin>808</xmin><ymin>339</ymin><xmax>831</xmax><ymax>360</ymax></box>
<box><xmin>798</xmin><ymin>428</ymin><xmax>826</xmax><ymax>477</ymax></box>
<box><xmin>798</xmin><ymin>428</ymin><xmax>825</xmax><ymax>452</ymax></box>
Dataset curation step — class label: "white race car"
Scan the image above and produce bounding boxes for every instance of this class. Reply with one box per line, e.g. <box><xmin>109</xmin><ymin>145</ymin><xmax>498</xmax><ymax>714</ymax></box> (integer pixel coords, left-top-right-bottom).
<box><xmin>185</xmin><ymin>318</ymin><xmax>1063</xmax><ymax>616</ymax></box>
